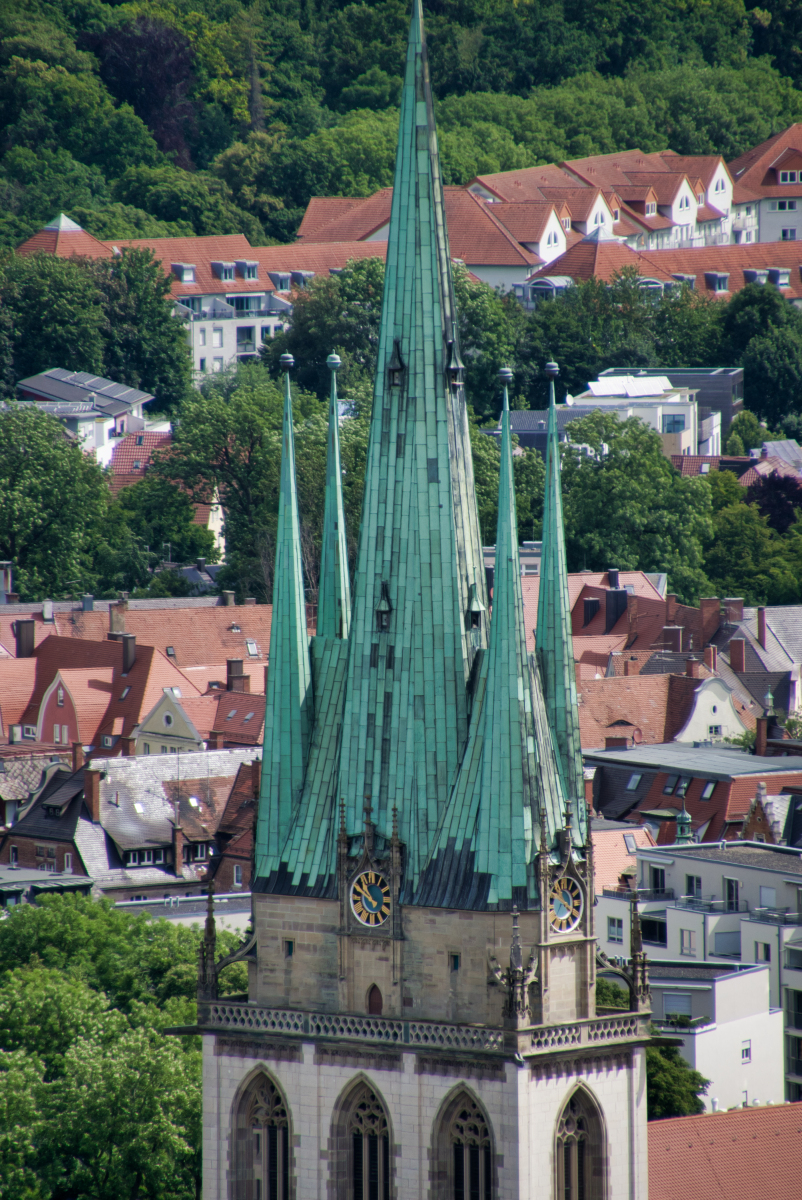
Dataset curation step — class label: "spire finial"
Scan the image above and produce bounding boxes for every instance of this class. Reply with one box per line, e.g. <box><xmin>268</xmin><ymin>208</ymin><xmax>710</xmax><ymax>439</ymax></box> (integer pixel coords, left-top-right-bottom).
<box><xmin>317</xmin><ymin>350</ymin><xmax>352</xmax><ymax>638</ymax></box>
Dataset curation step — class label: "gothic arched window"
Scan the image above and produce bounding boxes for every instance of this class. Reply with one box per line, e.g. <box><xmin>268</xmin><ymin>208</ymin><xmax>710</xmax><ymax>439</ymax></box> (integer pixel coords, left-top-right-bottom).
<box><xmin>450</xmin><ymin>1096</ymin><xmax>492</xmax><ymax>1200</ymax></box>
<box><xmin>367</xmin><ymin>985</ymin><xmax>383</xmax><ymax>1015</ymax></box>
<box><xmin>349</xmin><ymin>1085</ymin><xmax>390</xmax><ymax>1200</ymax></box>
<box><xmin>555</xmin><ymin>1090</ymin><xmax>605</xmax><ymax>1200</ymax></box>
<box><xmin>233</xmin><ymin>1072</ymin><xmax>291</xmax><ymax>1200</ymax></box>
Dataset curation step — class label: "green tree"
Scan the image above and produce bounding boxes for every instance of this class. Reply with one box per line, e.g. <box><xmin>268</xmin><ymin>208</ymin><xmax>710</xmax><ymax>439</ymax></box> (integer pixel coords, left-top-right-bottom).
<box><xmin>0</xmin><ymin>1049</ymin><xmax>44</xmax><ymax>1200</ymax></box>
<box><xmin>596</xmin><ymin>977</ymin><xmax>628</xmax><ymax>1009</ymax></box>
<box><xmin>741</xmin><ymin>325</ymin><xmax>802</xmax><ymax>426</ymax></box>
<box><xmin>0</xmin><ymin>250</ymin><xmax>106</xmax><ymax>383</ymax></box>
<box><xmin>112</xmin><ymin>165</ymin><xmax>266</xmax><ymax>243</ymax></box>
<box><xmin>88</xmin><ymin>247</ymin><xmax>193</xmax><ymax>412</ymax></box>
<box><xmin>560</xmin><ymin>411</ymin><xmax>713</xmax><ymax>602</ymax></box>
<box><xmin>0</xmin><ymin>406</ymin><xmax>108</xmax><ymax>600</ymax></box>
<box><xmin>704</xmin><ymin>500</ymin><xmax>800</xmax><ymax>603</ymax></box>
<box><xmin>646</xmin><ymin>1043</ymin><xmax>709</xmax><ymax>1119</ymax></box>
<box><xmin>114</xmin><ymin>476</ymin><xmax>218</xmax><ymax>567</ymax></box>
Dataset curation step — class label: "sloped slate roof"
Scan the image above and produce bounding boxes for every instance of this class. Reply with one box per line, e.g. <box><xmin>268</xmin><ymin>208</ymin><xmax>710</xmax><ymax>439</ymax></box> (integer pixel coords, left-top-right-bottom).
<box><xmin>17</xmin><ymin>369</ymin><xmax>154</xmax><ymax>409</ymax></box>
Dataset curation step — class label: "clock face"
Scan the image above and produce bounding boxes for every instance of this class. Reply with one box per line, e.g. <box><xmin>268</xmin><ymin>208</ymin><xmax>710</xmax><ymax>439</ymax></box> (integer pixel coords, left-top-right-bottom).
<box><xmin>350</xmin><ymin>871</ymin><xmax>391</xmax><ymax>927</ymax></box>
<box><xmin>549</xmin><ymin>876</ymin><xmax>583</xmax><ymax>933</ymax></box>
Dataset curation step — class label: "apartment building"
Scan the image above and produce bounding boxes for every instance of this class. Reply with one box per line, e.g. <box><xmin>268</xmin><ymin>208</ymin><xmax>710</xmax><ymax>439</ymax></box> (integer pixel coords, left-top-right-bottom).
<box><xmin>729</xmin><ymin>125</ymin><xmax>802</xmax><ymax>245</ymax></box>
<box><xmin>596</xmin><ymin>840</ymin><xmax>802</xmax><ymax>1100</ymax></box>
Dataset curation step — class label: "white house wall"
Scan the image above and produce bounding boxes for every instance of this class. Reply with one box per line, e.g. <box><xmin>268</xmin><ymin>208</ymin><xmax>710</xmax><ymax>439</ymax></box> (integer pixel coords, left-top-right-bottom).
<box><xmin>673</xmin><ymin>677</ymin><xmax>750</xmax><ymax>744</ymax></box>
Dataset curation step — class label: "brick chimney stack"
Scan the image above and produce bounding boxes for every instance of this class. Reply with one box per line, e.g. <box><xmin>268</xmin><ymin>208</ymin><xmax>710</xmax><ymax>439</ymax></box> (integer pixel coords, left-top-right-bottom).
<box><xmin>704</xmin><ymin>646</ymin><xmax>718</xmax><ymax>673</ymax></box>
<box><xmin>757</xmin><ymin>606</ymin><xmax>767</xmax><ymax>650</ymax></box>
<box><xmin>729</xmin><ymin>638</ymin><xmax>746</xmax><ymax>673</ymax></box>
<box><xmin>755</xmin><ymin>717</ymin><xmax>768</xmax><ymax>757</ymax></box>
<box><xmin>686</xmin><ymin>658</ymin><xmax>702</xmax><ymax>678</ymax></box>
<box><xmin>172</xmin><ymin>799</ymin><xmax>184</xmax><ymax>876</ymax></box>
<box><xmin>72</xmin><ymin>742</ymin><xmax>84</xmax><ymax>772</ymax></box>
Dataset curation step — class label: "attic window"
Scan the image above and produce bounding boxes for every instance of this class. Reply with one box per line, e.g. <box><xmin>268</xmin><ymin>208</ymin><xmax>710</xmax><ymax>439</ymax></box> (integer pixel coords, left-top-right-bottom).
<box><xmin>675</xmin><ymin>777</ymin><xmax>690</xmax><ymax>797</ymax></box>
<box><xmin>57</xmin><ymin>687</ymin><xmax>64</xmax><ymax>706</ymax></box>
<box><xmin>562</xmin><ymin>217</ymin><xmax>571</xmax><ymax>230</ymax></box>
<box><xmin>246</xmin><ymin>639</ymin><xmax>258</xmax><ymax>656</ymax></box>
<box><xmin>700</xmin><ymin>463</ymin><xmax>710</xmax><ymax>474</ymax></box>
<box><xmin>375</xmin><ymin>581</ymin><xmax>392</xmax><ymax>632</ymax></box>
<box><xmin>102</xmin><ymin>735</ymin><xmax>114</xmax><ymax>748</ymax></box>
<box><xmin>120</xmin><ymin>687</ymin><xmax>131</xmax><ymax>700</ymax></box>
<box><xmin>134</xmin><ymin>802</ymin><xmax>144</xmax><ymax>814</ymax></box>
<box><xmin>646</xmin><ymin>202</ymin><xmax>656</xmax><ymax>216</ymax></box>
<box><xmin>227</xmin><ymin>709</ymin><xmax>237</xmax><ymax>719</ymax></box>
<box><xmin>188</xmin><ymin>796</ymin><xmax>200</xmax><ymax>808</ymax></box>
<box><xmin>780</xmin><ymin>170</ymin><xmax>798</xmax><ymax>184</ymax></box>
<box><xmin>626</xmin><ymin>773</ymin><xmax>642</xmax><ymax>790</ymax></box>
<box><xmin>136</xmin><ymin>435</ymin><xmax>144</xmax><ymax>446</ymax></box>
<box><xmin>623</xmin><ymin>833</ymin><xmax>638</xmax><ymax>853</ymax></box>
<box><xmin>243</xmin><ymin>711</ymin><xmax>255</xmax><ymax>722</ymax></box>
<box><xmin>700</xmin><ymin>780</ymin><xmax>715</xmax><ymax>800</ymax></box>
<box><xmin>663</xmin><ymin>774</ymin><xmax>678</xmax><ymax>794</ymax></box>
<box><xmin>133</xmin><ymin>460</ymin><xmax>142</xmax><ymax>470</ymax></box>
<box><xmin>166</xmin><ymin>646</ymin><xmax>175</xmax><ymax>657</ymax></box>
<box><xmin>229</xmin><ymin>624</ymin><xmax>242</xmax><ymax>633</ymax></box>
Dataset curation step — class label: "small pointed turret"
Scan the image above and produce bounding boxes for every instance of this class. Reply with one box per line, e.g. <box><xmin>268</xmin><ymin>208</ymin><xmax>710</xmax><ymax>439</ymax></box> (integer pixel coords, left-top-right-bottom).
<box><xmin>536</xmin><ymin>361</ymin><xmax>585</xmax><ymax>842</ymax></box>
<box><xmin>418</xmin><ymin>369</ymin><xmax>566</xmax><ymax>909</ymax></box>
<box><xmin>317</xmin><ymin>354</ymin><xmax>351</xmax><ymax>639</ymax></box>
<box><xmin>255</xmin><ymin>355</ymin><xmax>313</xmax><ymax>877</ymax></box>
<box><xmin>675</xmin><ymin>801</ymin><xmax>693</xmax><ymax>845</ymax></box>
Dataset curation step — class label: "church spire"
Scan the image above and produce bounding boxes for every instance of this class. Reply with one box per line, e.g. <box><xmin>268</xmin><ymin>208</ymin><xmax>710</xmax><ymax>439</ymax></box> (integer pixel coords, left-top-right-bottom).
<box><xmin>255</xmin><ymin>354</ymin><xmax>313</xmax><ymax>877</ymax></box>
<box><xmin>335</xmin><ymin>0</ymin><xmax>487</xmax><ymax>886</ymax></box>
<box><xmin>418</xmin><ymin>370</ymin><xmax>566</xmax><ymax>909</ymax></box>
<box><xmin>536</xmin><ymin>361</ymin><xmax>585</xmax><ymax>843</ymax></box>
<box><xmin>317</xmin><ymin>353</ymin><xmax>351</xmax><ymax>640</ymax></box>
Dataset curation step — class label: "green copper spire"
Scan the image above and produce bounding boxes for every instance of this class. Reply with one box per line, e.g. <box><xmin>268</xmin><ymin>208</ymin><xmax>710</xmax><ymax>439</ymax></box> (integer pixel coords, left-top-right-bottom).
<box><xmin>334</xmin><ymin>0</ymin><xmax>487</xmax><ymax>887</ymax></box>
<box><xmin>317</xmin><ymin>353</ymin><xmax>351</xmax><ymax>640</ymax></box>
<box><xmin>418</xmin><ymin>370</ymin><xmax>566</xmax><ymax>908</ymax></box>
<box><xmin>675</xmin><ymin>802</ymin><xmax>693</xmax><ymax>845</ymax></box>
<box><xmin>536</xmin><ymin>362</ymin><xmax>585</xmax><ymax>844</ymax></box>
<box><xmin>255</xmin><ymin>356</ymin><xmax>313</xmax><ymax>877</ymax></box>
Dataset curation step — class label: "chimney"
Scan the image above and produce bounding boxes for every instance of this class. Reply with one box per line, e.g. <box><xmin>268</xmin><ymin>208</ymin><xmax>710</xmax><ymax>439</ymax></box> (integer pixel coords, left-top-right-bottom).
<box><xmin>222</xmin><ymin>590</ymin><xmax>236</xmax><ymax>606</ymax></box>
<box><xmin>42</xmin><ymin>599</ymin><xmax>54</xmax><ymax>623</ymax></box>
<box><xmin>584</xmin><ymin>766</ymin><xmax>596</xmax><ymax>808</ymax></box>
<box><xmin>196</xmin><ymin>557</ymin><xmax>206</xmax><ymax>572</ymax></box>
<box><xmin>82</xmin><ymin>594</ymin><xmax>94</xmax><ymax>612</ymax></box>
<box><xmin>686</xmin><ymin>657</ymin><xmax>702</xmax><ymax>678</ymax></box>
<box><xmin>227</xmin><ymin>659</ymin><xmax>248</xmax><ymax>692</ymax></box>
<box><xmin>607</xmin><ymin>567</ymin><xmax>620</xmax><ymax>589</ymax></box>
<box><xmin>666</xmin><ymin>593</ymin><xmax>678</xmax><ymax>622</ymax></box>
<box><xmin>120</xmin><ymin>633</ymin><xmax>136</xmax><ymax>673</ymax></box>
<box><xmin>662</xmin><ymin>625</ymin><xmax>682</xmax><ymax>653</ymax></box>
<box><xmin>84</xmin><ymin>768</ymin><xmax>101</xmax><ymax>823</ymax></box>
<box><xmin>252</xmin><ymin>757</ymin><xmax>262</xmax><ymax>797</ymax></box>
<box><xmin>119</xmin><ymin>736</ymin><xmax>136</xmax><ymax>756</ymax></box>
<box><xmin>729</xmin><ymin>638</ymin><xmax>746</xmax><ymax>673</ymax></box>
<box><xmin>173</xmin><ymin>823</ymin><xmax>185</xmax><ymax>877</ymax></box>
<box><xmin>757</xmin><ymin>606</ymin><xmax>766</xmax><ymax>650</ymax></box>
<box><xmin>755</xmin><ymin>716</ymin><xmax>768</xmax><ymax>757</ymax></box>
<box><xmin>207</xmin><ymin>730</ymin><xmax>224</xmax><ymax>749</ymax></box>
<box><xmin>699</xmin><ymin>597</ymin><xmax>720</xmax><ymax>641</ymax></box>
<box><xmin>72</xmin><ymin>742</ymin><xmax>84</xmax><ymax>772</ymax></box>
<box><xmin>724</xmin><ymin>597</ymin><xmax>744</xmax><ymax>622</ymax></box>
<box><xmin>14</xmin><ymin>618</ymin><xmax>35</xmax><ymax>658</ymax></box>
<box><xmin>704</xmin><ymin>645</ymin><xmax>718</xmax><ymax>672</ymax></box>
<box><xmin>245</xmin><ymin>597</ymin><xmax>256</xmax><ymax>605</ymax></box>
<box><xmin>624</xmin><ymin>658</ymin><xmax>638</xmax><ymax>676</ymax></box>
<box><xmin>109</xmin><ymin>600</ymin><xmax>126</xmax><ymax>633</ymax></box>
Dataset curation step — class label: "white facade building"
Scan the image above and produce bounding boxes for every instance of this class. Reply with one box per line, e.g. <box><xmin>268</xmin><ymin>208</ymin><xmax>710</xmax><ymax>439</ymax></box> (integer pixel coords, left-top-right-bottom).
<box><xmin>569</xmin><ymin>375</ymin><xmax>721</xmax><ymax>457</ymax></box>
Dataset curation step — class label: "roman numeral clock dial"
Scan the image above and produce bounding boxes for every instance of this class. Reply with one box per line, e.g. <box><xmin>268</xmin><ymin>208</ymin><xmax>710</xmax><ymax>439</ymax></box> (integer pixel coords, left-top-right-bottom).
<box><xmin>350</xmin><ymin>871</ymin><xmax>391</xmax><ymax>927</ymax></box>
<box><xmin>549</xmin><ymin>876</ymin><xmax>583</xmax><ymax>933</ymax></box>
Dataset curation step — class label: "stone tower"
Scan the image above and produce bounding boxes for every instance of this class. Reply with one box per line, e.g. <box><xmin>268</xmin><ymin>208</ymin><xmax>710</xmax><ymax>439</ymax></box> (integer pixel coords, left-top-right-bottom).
<box><xmin>198</xmin><ymin>4</ymin><xmax>650</xmax><ymax>1197</ymax></box>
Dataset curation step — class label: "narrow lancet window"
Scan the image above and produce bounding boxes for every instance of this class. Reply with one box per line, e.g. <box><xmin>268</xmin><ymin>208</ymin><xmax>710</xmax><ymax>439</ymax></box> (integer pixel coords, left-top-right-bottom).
<box><xmin>349</xmin><ymin>1086</ymin><xmax>390</xmax><ymax>1200</ymax></box>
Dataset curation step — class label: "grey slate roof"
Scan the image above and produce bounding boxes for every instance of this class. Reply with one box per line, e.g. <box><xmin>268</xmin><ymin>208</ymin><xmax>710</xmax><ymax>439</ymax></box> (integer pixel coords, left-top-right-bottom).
<box><xmin>639</xmin><ymin>840</ymin><xmax>802</xmax><ymax>874</ymax></box>
<box><xmin>16</xmin><ymin>368</ymin><xmax>154</xmax><ymax>409</ymax></box>
<box><xmin>9</xmin><ymin>769</ymin><xmax>85</xmax><ymax>841</ymax></box>
<box><xmin>586</xmin><ymin>743</ymin><xmax>802</xmax><ymax>779</ymax></box>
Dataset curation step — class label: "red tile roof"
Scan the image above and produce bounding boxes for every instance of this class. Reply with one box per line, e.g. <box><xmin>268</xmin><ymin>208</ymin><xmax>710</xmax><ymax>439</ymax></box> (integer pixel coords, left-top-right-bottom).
<box><xmin>648</xmin><ymin>1103</ymin><xmax>802</xmax><ymax>1200</ymax></box>
<box><xmin>254</xmin><ymin>240</ymin><xmax>387</xmax><ymax>273</ymax></box>
<box><xmin>297</xmin><ymin>188</ymin><xmax>538</xmax><ymax>267</ymax></box>
<box><xmin>619</xmin><ymin>172</ymin><xmax>688</xmax><ymax>204</ymax></box>
<box><xmin>528</xmin><ymin>236</ymin><xmax>671</xmax><ymax>285</ymax></box>
<box><xmin>591</xmin><ymin>821</ymin><xmax>655</xmax><ymax>890</ymax></box>
<box><xmin>108</xmin><ymin>431</ymin><xmax>172</xmax><ymax>495</ymax></box>
<box><xmin>737</xmin><ymin>455</ymin><xmax>802</xmax><ymax>486</ymax></box>
<box><xmin>488</xmin><ymin>202</ymin><xmax>558</xmax><ymax>244</ymax></box>
<box><xmin>659</xmin><ymin>152</ymin><xmax>730</xmax><ymax>189</ymax></box>
<box><xmin>670</xmin><ymin>455</ymin><xmax>751</xmax><ymax>477</ymax></box>
<box><xmin>0</xmin><ymin>659</ymin><xmax>39</xmax><ymax>733</ymax></box>
<box><xmin>634</xmin><ymin>764</ymin><xmax>802</xmax><ymax>841</ymax></box>
<box><xmin>537</xmin><ymin>187</ymin><xmax>609</xmax><ymax>223</ymax></box>
<box><xmin>577</xmin><ymin>674</ymin><xmax>704</xmax><ymax>749</ymax></box>
<box><xmin>103</xmin><ymin>234</ymin><xmax>257</xmax><ymax>304</ymax></box>
<box><xmin>213</xmin><ymin>691</ymin><xmax>266</xmax><ymax>745</ymax></box>
<box><xmin>471</xmin><ymin>164</ymin><xmax>579</xmax><ymax>200</ymax></box>
<box><xmin>729</xmin><ymin>124</ymin><xmax>802</xmax><ymax>194</ymax></box>
<box><xmin>16</xmin><ymin>219</ymin><xmax>113</xmax><ymax>260</ymax></box>
<box><xmin>296</xmin><ymin>196</ymin><xmax>371</xmax><ymax>240</ymax></box>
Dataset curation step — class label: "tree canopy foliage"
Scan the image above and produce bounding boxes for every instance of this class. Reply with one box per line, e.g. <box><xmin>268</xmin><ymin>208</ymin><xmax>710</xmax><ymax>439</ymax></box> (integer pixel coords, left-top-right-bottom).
<box><xmin>0</xmin><ymin>894</ymin><xmax>248</xmax><ymax>1200</ymax></box>
<box><xmin>2</xmin><ymin>0</ymin><xmax>802</xmax><ymax>247</ymax></box>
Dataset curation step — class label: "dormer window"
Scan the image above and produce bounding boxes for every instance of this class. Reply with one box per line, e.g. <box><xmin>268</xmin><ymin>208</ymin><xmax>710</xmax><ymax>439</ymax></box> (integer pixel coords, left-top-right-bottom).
<box><xmin>646</xmin><ymin>202</ymin><xmax>656</xmax><ymax>216</ymax></box>
<box><xmin>714</xmin><ymin>177</ymin><xmax>726</xmax><ymax>192</ymax></box>
<box><xmin>593</xmin><ymin>211</ymin><xmax>604</xmax><ymax>225</ymax></box>
<box><xmin>562</xmin><ymin>217</ymin><xmax>570</xmax><ymax>230</ymax></box>
<box><xmin>705</xmin><ymin>271</ymin><xmax>729</xmax><ymax>293</ymax></box>
<box><xmin>697</xmin><ymin>193</ymin><xmax>704</xmax><ymax>204</ymax></box>
<box><xmin>546</xmin><ymin>230</ymin><xmax>558</xmax><ymax>246</ymax></box>
<box><xmin>466</xmin><ymin>582</ymin><xmax>486</xmax><ymax>632</ymax></box>
<box><xmin>780</xmin><ymin>170</ymin><xmax>798</xmax><ymax>184</ymax></box>
<box><xmin>613</xmin><ymin>208</ymin><xmax>620</xmax><ymax>221</ymax></box>
<box><xmin>388</xmin><ymin>338</ymin><xmax>405</xmax><ymax>388</ymax></box>
<box><xmin>172</xmin><ymin>263</ymin><xmax>196</xmax><ymax>283</ymax></box>
<box><xmin>236</xmin><ymin>260</ymin><xmax>259</xmax><ymax>280</ymax></box>
<box><xmin>678</xmin><ymin>195</ymin><xmax>689</xmax><ymax>211</ymax></box>
<box><xmin>212</xmin><ymin>261</ymin><xmax>235</xmax><ymax>281</ymax></box>
<box><xmin>375</xmin><ymin>582</ymin><xmax>392</xmax><ymax>632</ymax></box>
<box><xmin>769</xmin><ymin>267</ymin><xmax>791</xmax><ymax>287</ymax></box>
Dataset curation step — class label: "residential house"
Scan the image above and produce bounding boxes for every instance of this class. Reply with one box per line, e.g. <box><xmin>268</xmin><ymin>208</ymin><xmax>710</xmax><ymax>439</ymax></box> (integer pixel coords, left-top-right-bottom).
<box><xmin>729</xmin><ymin>125</ymin><xmax>802</xmax><ymax>245</ymax></box>
<box><xmin>571</xmin><ymin>374</ymin><xmax>719</xmax><ymax>457</ymax></box>
<box><xmin>208</xmin><ymin>758</ymin><xmax>258</xmax><ymax>892</ymax></box>
<box><xmin>711</xmin><ymin>600</ymin><xmax>802</xmax><ymax>729</ymax></box>
<box><xmin>645</xmin><ymin>962</ymin><xmax>783</xmax><ymax>1110</ymax></box>
<box><xmin>597</xmin><ymin>840</ymin><xmax>802</xmax><ymax>1101</ymax></box>
<box><xmin>0</xmin><ymin>748</ymin><xmax>260</xmax><ymax>901</ymax></box>
<box><xmin>591</xmin><ymin>817</ymin><xmax>656</xmax><ymax>897</ymax></box>
<box><xmin>0</xmin><ymin>750</ymin><xmax>68</xmax><ymax>829</ymax></box>
<box><xmin>0</xmin><ymin>862</ymin><xmax>93</xmax><ymax>909</ymax></box>
<box><xmin>107</xmin><ymin>430</ymin><xmax>226</xmax><ymax>559</ymax></box>
<box><xmin>648</xmin><ymin>1102</ymin><xmax>802</xmax><ymax>1200</ymax></box>
<box><xmin>297</xmin><ymin>186</ymin><xmax>541</xmax><ymax>290</ymax></box>
<box><xmin>670</xmin><ymin>453</ymin><xmax>753</xmax><ymax>478</ymax></box>
<box><xmin>13</xmin><ymin>369</ymin><xmax>161</xmax><ymax>465</ymax></box>
<box><xmin>600</xmin><ymin>367</ymin><xmax>744</xmax><ymax>433</ymax></box>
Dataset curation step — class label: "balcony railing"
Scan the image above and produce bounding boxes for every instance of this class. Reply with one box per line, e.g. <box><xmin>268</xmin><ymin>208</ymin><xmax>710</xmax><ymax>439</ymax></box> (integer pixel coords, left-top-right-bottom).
<box><xmin>602</xmin><ymin>887</ymin><xmax>675</xmax><ymax>902</ymax></box>
<box><xmin>197</xmin><ymin>1002</ymin><xmax>650</xmax><ymax>1058</ymax></box>
<box><xmin>787</xmin><ymin>1058</ymin><xmax>802</xmax><ymax>1079</ymax></box>
<box><xmin>675</xmin><ymin>896</ymin><xmax>749</xmax><ymax>914</ymax></box>
<box><xmin>750</xmin><ymin>907</ymin><xmax>802</xmax><ymax>926</ymax></box>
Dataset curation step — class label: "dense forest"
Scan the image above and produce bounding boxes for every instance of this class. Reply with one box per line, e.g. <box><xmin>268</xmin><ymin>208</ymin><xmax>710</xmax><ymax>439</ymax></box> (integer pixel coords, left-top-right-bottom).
<box><xmin>3</xmin><ymin>0</ymin><xmax>802</xmax><ymax>249</ymax></box>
